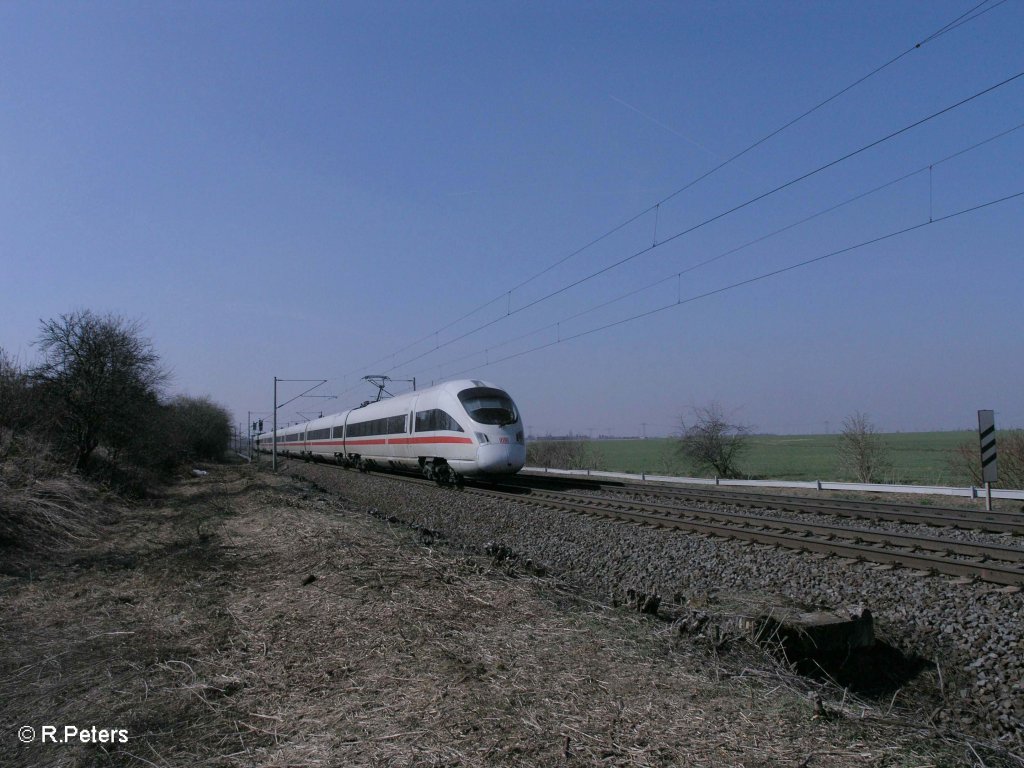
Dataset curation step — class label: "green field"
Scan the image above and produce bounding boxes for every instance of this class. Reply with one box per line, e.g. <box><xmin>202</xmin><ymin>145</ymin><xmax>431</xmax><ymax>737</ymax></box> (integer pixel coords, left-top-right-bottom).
<box><xmin>544</xmin><ymin>432</ymin><xmax>980</xmax><ymax>485</ymax></box>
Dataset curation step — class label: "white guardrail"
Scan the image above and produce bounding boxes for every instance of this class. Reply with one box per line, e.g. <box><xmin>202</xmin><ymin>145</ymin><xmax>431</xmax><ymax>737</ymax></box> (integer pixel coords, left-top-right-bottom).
<box><xmin>521</xmin><ymin>467</ymin><xmax>1024</xmax><ymax>501</ymax></box>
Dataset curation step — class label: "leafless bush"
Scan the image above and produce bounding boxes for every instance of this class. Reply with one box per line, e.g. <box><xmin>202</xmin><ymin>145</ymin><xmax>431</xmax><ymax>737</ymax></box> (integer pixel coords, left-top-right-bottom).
<box><xmin>0</xmin><ymin>313</ymin><xmax>239</xmax><ymax>547</ymax></box>
<box><xmin>676</xmin><ymin>403</ymin><xmax>751</xmax><ymax>479</ymax></box>
<box><xmin>527</xmin><ymin>439</ymin><xmax>602</xmax><ymax>470</ymax></box>
<box><xmin>0</xmin><ymin>349</ymin><xmax>40</xmax><ymax>457</ymax></box>
<box><xmin>836</xmin><ymin>412</ymin><xmax>891</xmax><ymax>483</ymax></box>
<box><xmin>949</xmin><ymin>431</ymin><xmax>1024</xmax><ymax>489</ymax></box>
<box><xmin>165</xmin><ymin>395</ymin><xmax>233</xmax><ymax>462</ymax></box>
<box><xmin>80</xmin><ymin>396</ymin><xmax>233</xmax><ymax>492</ymax></box>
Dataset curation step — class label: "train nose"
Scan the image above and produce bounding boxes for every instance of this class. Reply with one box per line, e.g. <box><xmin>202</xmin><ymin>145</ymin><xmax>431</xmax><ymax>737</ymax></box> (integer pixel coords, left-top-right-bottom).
<box><xmin>476</xmin><ymin>442</ymin><xmax>526</xmax><ymax>473</ymax></box>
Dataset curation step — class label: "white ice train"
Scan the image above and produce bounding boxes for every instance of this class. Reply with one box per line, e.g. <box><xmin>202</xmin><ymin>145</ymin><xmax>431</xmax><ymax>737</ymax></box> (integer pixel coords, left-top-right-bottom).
<box><xmin>256</xmin><ymin>379</ymin><xmax>526</xmax><ymax>484</ymax></box>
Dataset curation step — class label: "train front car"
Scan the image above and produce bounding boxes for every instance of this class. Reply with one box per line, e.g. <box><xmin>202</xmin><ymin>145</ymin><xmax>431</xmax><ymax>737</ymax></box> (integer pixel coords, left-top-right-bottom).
<box><xmin>445</xmin><ymin>380</ymin><xmax>526</xmax><ymax>476</ymax></box>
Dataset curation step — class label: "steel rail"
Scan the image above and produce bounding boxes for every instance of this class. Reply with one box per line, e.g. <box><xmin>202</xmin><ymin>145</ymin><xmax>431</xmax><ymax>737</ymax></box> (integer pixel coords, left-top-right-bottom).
<box><xmin>468</xmin><ymin>487</ymin><xmax>1024</xmax><ymax>586</ymax></box>
<box><xmin>521</xmin><ymin>489</ymin><xmax>1024</xmax><ymax>565</ymax></box>
<box><xmin>510</xmin><ymin>474</ymin><xmax>1024</xmax><ymax>534</ymax></box>
<box><xmin>296</xmin><ymin>463</ymin><xmax>1024</xmax><ymax>585</ymax></box>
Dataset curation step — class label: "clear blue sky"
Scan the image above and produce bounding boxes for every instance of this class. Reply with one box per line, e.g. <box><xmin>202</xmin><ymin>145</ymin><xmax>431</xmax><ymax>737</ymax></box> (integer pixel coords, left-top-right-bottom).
<box><xmin>2</xmin><ymin>1</ymin><xmax>1022</xmax><ymax>437</ymax></box>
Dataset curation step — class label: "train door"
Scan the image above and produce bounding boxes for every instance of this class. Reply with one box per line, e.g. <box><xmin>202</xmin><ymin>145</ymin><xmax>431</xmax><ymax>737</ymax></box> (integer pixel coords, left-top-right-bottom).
<box><xmin>396</xmin><ymin>395</ymin><xmax>418</xmax><ymax>462</ymax></box>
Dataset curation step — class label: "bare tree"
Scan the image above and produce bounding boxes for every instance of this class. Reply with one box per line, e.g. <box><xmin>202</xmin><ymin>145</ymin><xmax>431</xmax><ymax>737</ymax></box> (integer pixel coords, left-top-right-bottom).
<box><xmin>676</xmin><ymin>403</ymin><xmax>751</xmax><ymax>479</ymax></box>
<box><xmin>949</xmin><ymin>432</ymin><xmax>1024</xmax><ymax>489</ymax></box>
<box><xmin>837</xmin><ymin>411</ymin><xmax>891</xmax><ymax>483</ymax></box>
<box><xmin>33</xmin><ymin>311</ymin><xmax>168</xmax><ymax>469</ymax></box>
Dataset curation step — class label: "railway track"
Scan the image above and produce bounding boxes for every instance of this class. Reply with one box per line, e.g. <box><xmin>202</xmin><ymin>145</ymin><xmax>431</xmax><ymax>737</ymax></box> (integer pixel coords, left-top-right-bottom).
<box><xmin>315</xmin><ymin>465</ymin><xmax>1024</xmax><ymax>586</ymax></box>
<box><xmin>512</xmin><ymin>472</ymin><xmax>1024</xmax><ymax>535</ymax></box>
<box><xmin>492</xmin><ymin>487</ymin><xmax>1024</xmax><ymax>586</ymax></box>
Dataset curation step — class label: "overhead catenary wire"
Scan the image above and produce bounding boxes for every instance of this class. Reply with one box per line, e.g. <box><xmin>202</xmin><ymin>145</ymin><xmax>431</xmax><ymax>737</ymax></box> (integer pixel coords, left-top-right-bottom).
<box><xmin>435</xmin><ymin>189</ymin><xmax>1024</xmax><ymax>380</ymax></box>
<box><xmin>918</xmin><ymin>0</ymin><xmax>1011</xmax><ymax>42</ymax></box>
<box><xmin>332</xmin><ymin>0</ymin><xmax>1010</xmax><ymax>387</ymax></box>
<box><xmin>369</xmin><ymin>71</ymin><xmax>1023</xmax><ymax>381</ymax></box>
<box><xmin>403</xmin><ymin>121</ymin><xmax>1024</xmax><ymax>380</ymax></box>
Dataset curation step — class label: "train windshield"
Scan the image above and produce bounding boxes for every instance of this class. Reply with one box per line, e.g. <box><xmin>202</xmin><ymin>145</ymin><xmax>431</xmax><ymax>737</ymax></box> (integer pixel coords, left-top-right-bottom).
<box><xmin>458</xmin><ymin>387</ymin><xmax>519</xmax><ymax>426</ymax></box>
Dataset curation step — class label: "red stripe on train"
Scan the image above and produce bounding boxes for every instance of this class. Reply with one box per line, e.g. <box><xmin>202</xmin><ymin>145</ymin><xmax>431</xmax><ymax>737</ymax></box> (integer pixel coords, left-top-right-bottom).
<box><xmin>271</xmin><ymin>436</ymin><xmax>474</xmax><ymax>447</ymax></box>
<box><xmin>388</xmin><ymin>436</ymin><xmax>474</xmax><ymax>445</ymax></box>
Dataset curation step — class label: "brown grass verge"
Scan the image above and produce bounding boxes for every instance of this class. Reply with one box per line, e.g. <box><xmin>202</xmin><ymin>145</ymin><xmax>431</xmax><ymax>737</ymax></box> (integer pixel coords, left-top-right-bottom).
<box><xmin>0</xmin><ymin>464</ymin><xmax>1006</xmax><ymax>766</ymax></box>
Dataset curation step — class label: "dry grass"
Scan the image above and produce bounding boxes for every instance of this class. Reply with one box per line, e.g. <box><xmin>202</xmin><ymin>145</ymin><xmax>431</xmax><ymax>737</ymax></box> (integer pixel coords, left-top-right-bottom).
<box><xmin>0</xmin><ymin>464</ymin><xmax>1011</xmax><ymax>766</ymax></box>
<box><xmin>0</xmin><ymin>444</ymin><xmax>114</xmax><ymax>569</ymax></box>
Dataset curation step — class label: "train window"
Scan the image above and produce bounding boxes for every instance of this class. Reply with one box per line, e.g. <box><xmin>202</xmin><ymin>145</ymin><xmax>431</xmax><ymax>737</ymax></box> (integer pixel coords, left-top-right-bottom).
<box><xmin>457</xmin><ymin>387</ymin><xmax>518</xmax><ymax>426</ymax></box>
<box><xmin>414</xmin><ymin>409</ymin><xmax>465</xmax><ymax>432</ymax></box>
<box><xmin>439</xmin><ymin>411</ymin><xmax>459</xmax><ymax>431</ymax></box>
<box><xmin>346</xmin><ymin>416</ymin><xmax>406</xmax><ymax>437</ymax></box>
<box><xmin>332</xmin><ymin>426</ymin><xmax>345</xmax><ymax>439</ymax></box>
<box><xmin>348</xmin><ymin>420</ymin><xmax>375</xmax><ymax>437</ymax></box>
<box><xmin>308</xmin><ymin>428</ymin><xmax>330</xmax><ymax>441</ymax></box>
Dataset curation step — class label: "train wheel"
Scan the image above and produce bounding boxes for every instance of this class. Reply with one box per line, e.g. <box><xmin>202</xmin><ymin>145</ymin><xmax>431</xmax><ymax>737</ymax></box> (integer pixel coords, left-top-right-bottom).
<box><xmin>433</xmin><ymin>462</ymin><xmax>451</xmax><ymax>487</ymax></box>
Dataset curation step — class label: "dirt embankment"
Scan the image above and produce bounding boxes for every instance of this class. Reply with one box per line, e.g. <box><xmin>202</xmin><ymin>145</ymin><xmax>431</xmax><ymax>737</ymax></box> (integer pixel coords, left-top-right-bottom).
<box><xmin>0</xmin><ymin>463</ymin><xmax>999</xmax><ymax>766</ymax></box>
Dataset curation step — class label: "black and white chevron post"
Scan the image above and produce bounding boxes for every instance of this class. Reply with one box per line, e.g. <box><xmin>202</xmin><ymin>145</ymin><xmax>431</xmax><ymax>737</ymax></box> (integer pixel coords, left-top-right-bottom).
<box><xmin>978</xmin><ymin>409</ymin><xmax>997</xmax><ymax>511</ymax></box>
<box><xmin>978</xmin><ymin>410</ymin><xmax>998</xmax><ymax>482</ymax></box>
